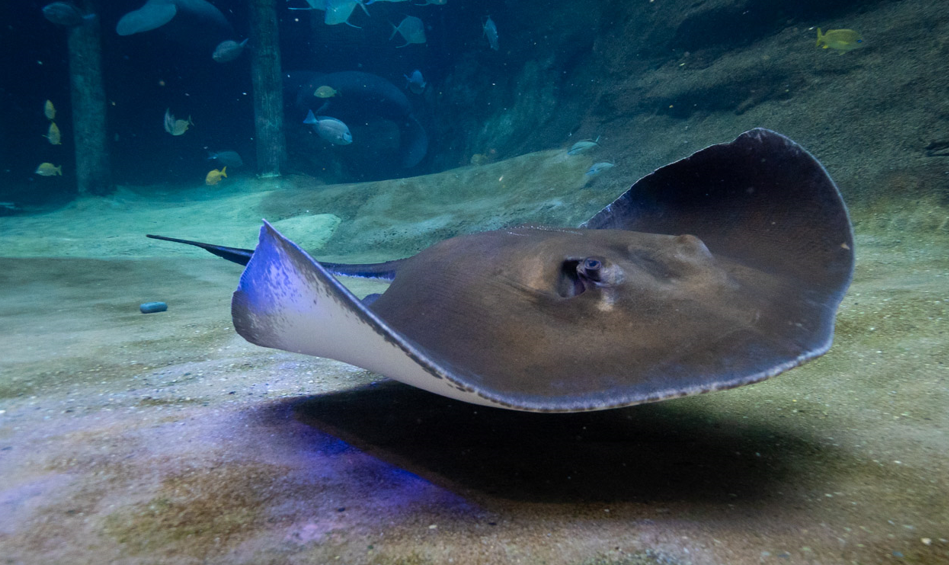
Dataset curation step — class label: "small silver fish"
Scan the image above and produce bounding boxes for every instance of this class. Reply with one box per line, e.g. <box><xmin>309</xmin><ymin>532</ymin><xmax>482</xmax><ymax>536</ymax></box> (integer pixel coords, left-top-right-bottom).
<box><xmin>324</xmin><ymin>0</ymin><xmax>369</xmax><ymax>28</ymax></box>
<box><xmin>390</xmin><ymin>16</ymin><xmax>426</xmax><ymax>48</ymax></box>
<box><xmin>586</xmin><ymin>162</ymin><xmax>615</xmax><ymax>176</ymax></box>
<box><xmin>35</xmin><ymin>162</ymin><xmax>62</xmax><ymax>176</ymax></box>
<box><xmin>304</xmin><ymin>110</ymin><xmax>352</xmax><ymax>145</ymax></box>
<box><xmin>208</xmin><ymin>150</ymin><xmax>243</xmax><ymax>168</ymax></box>
<box><xmin>567</xmin><ymin>136</ymin><xmax>600</xmax><ymax>155</ymax></box>
<box><xmin>416</xmin><ymin>0</ymin><xmax>446</xmax><ymax>5</ymax></box>
<box><xmin>483</xmin><ymin>16</ymin><xmax>499</xmax><ymax>51</ymax></box>
<box><xmin>212</xmin><ymin>39</ymin><xmax>248</xmax><ymax>63</ymax></box>
<box><xmin>44</xmin><ymin>122</ymin><xmax>62</xmax><ymax>145</ymax></box>
<box><xmin>405</xmin><ymin>69</ymin><xmax>426</xmax><ymax>94</ymax></box>
<box><xmin>287</xmin><ymin>0</ymin><xmax>369</xmax><ymax>28</ymax></box>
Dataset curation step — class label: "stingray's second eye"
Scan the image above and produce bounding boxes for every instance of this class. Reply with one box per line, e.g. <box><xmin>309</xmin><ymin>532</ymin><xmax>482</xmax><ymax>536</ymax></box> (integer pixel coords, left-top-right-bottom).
<box><xmin>583</xmin><ymin>258</ymin><xmax>601</xmax><ymax>271</ymax></box>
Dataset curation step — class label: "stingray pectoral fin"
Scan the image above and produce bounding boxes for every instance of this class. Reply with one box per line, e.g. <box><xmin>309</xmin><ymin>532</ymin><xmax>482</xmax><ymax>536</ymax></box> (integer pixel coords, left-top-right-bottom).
<box><xmin>116</xmin><ymin>0</ymin><xmax>178</xmax><ymax>35</ymax></box>
<box><xmin>231</xmin><ymin>221</ymin><xmax>499</xmax><ymax>407</ymax></box>
<box><xmin>582</xmin><ymin>128</ymin><xmax>854</xmax><ymax>303</ymax></box>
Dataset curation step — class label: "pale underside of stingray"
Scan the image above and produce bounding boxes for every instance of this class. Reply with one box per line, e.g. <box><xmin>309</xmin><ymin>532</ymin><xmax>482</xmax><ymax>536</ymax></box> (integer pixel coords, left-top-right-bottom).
<box><xmin>149</xmin><ymin>129</ymin><xmax>854</xmax><ymax>413</ymax></box>
<box><xmin>116</xmin><ymin>0</ymin><xmax>230</xmax><ymax>36</ymax></box>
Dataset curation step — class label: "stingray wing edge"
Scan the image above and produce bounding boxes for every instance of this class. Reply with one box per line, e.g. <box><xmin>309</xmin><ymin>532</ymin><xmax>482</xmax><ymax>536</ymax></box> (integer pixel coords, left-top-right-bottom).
<box><xmin>231</xmin><ymin>221</ymin><xmax>504</xmax><ymax>408</ymax></box>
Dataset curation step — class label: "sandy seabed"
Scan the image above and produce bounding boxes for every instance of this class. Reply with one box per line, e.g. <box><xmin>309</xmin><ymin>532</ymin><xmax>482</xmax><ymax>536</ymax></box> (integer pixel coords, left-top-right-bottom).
<box><xmin>1</xmin><ymin>172</ymin><xmax>948</xmax><ymax>565</ymax></box>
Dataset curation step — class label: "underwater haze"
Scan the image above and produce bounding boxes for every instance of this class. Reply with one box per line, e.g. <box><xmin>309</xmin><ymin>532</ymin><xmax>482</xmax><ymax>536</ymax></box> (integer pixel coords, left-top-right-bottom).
<box><xmin>2</xmin><ymin>0</ymin><xmax>949</xmax><ymax>563</ymax></box>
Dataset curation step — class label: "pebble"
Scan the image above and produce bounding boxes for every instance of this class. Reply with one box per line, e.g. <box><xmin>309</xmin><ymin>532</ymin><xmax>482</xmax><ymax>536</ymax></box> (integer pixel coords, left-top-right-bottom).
<box><xmin>140</xmin><ymin>302</ymin><xmax>168</xmax><ymax>314</ymax></box>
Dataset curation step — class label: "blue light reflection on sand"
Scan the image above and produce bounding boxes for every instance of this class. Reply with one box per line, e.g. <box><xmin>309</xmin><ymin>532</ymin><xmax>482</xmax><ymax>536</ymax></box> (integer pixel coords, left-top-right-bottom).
<box><xmin>274</xmin><ymin>400</ymin><xmax>481</xmax><ymax>520</ymax></box>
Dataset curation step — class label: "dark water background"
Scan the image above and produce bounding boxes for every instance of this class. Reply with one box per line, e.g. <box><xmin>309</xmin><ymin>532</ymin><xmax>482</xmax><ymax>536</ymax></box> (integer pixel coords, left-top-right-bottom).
<box><xmin>1</xmin><ymin>0</ymin><xmax>940</xmax><ymax>212</ymax></box>
<box><xmin>0</xmin><ymin>0</ymin><xmax>513</xmax><ymax>204</ymax></box>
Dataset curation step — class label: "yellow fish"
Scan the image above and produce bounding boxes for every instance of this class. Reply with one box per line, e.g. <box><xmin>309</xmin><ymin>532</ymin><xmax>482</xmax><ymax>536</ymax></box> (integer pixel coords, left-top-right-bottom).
<box><xmin>44</xmin><ymin>99</ymin><xmax>56</xmax><ymax>120</ymax></box>
<box><xmin>35</xmin><ymin>162</ymin><xmax>62</xmax><ymax>176</ymax></box>
<box><xmin>163</xmin><ymin>108</ymin><xmax>194</xmax><ymax>136</ymax></box>
<box><xmin>172</xmin><ymin>116</ymin><xmax>193</xmax><ymax>136</ymax></box>
<box><xmin>314</xmin><ymin>86</ymin><xmax>339</xmax><ymax>98</ymax></box>
<box><xmin>816</xmin><ymin>28</ymin><xmax>864</xmax><ymax>54</ymax></box>
<box><xmin>205</xmin><ymin>166</ymin><xmax>227</xmax><ymax>185</ymax></box>
<box><xmin>44</xmin><ymin>122</ymin><xmax>62</xmax><ymax>145</ymax></box>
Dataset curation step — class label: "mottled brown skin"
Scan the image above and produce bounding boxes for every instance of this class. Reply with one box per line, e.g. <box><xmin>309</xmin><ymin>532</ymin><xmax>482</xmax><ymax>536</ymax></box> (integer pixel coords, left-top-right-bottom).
<box><xmin>368</xmin><ymin>228</ymin><xmax>802</xmax><ymax>410</ymax></box>
<box><xmin>364</xmin><ymin>129</ymin><xmax>854</xmax><ymax>410</ymax></box>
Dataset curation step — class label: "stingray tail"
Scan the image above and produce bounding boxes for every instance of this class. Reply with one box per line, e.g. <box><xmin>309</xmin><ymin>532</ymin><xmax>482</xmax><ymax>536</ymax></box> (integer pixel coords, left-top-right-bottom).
<box><xmin>146</xmin><ymin>233</ymin><xmax>402</xmax><ymax>280</ymax></box>
<box><xmin>146</xmin><ymin>234</ymin><xmax>254</xmax><ymax>265</ymax></box>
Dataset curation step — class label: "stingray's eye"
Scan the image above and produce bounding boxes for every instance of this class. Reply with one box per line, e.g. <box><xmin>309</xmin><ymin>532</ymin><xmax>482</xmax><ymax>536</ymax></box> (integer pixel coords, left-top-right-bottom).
<box><xmin>583</xmin><ymin>258</ymin><xmax>601</xmax><ymax>271</ymax></box>
<box><xmin>578</xmin><ymin>257</ymin><xmax>604</xmax><ymax>283</ymax></box>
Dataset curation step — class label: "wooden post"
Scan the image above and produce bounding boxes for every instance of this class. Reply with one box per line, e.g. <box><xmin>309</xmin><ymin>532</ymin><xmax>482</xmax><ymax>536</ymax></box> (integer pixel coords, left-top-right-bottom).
<box><xmin>248</xmin><ymin>0</ymin><xmax>287</xmax><ymax>178</ymax></box>
<box><xmin>67</xmin><ymin>0</ymin><xmax>112</xmax><ymax>195</ymax></box>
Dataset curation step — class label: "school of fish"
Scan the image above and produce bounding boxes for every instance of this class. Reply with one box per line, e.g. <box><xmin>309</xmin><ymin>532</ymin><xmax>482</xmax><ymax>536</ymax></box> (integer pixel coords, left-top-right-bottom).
<box><xmin>35</xmin><ymin>100</ymin><xmax>62</xmax><ymax>178</ymax></box>
<box><xmin>28</xmin><ymin>0</ymin><xmax>508</xmax><ymax>188</ymax></box>
<box><xmin>32</xmin><ymin>0</ymin><xmax>872</xmax><ymax>197</ymax></box>
<box><xmin>282</xmin><ymin>0</ymin><xmax>500</xmax><ymax>53</ymax></box>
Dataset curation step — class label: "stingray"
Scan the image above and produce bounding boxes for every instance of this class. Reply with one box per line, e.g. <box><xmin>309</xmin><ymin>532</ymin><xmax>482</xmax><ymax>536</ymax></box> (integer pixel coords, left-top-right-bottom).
<box><xmin>148</xmin><ymin>129</ymin><xmax>853</xmax><ymax>413</ymax></box>
<box><xmin>116</xmin><ymin>0</ymin><xmax>231</xmax><ymax>37</ymax></box>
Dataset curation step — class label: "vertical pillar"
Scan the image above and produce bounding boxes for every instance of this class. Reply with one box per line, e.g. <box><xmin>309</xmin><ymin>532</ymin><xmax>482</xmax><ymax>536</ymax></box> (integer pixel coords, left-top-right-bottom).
<box><xmin>67</xmin><ymin>0</ymin><xmax>112</xmax><ymax>195</ymax></box>
<box><xmin>248</xmin><ymin>0</ymin><xmax>287</xmax><ymax>178</ymax></box>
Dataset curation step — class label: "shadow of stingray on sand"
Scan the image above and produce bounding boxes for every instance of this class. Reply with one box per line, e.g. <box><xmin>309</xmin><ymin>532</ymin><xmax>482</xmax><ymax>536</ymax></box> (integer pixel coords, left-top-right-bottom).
<box><xmin>283</xmin><ymin>381</ymin><xmax>835</xmax><ymax>505</ymax></box>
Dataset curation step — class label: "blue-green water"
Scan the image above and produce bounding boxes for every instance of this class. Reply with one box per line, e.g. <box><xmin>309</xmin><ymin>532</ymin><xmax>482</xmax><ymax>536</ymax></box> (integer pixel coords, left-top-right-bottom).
<box><xmin>1</xmin><ymin>0</ymin><xmax>948</xmax><ymax>563</ymax></box>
